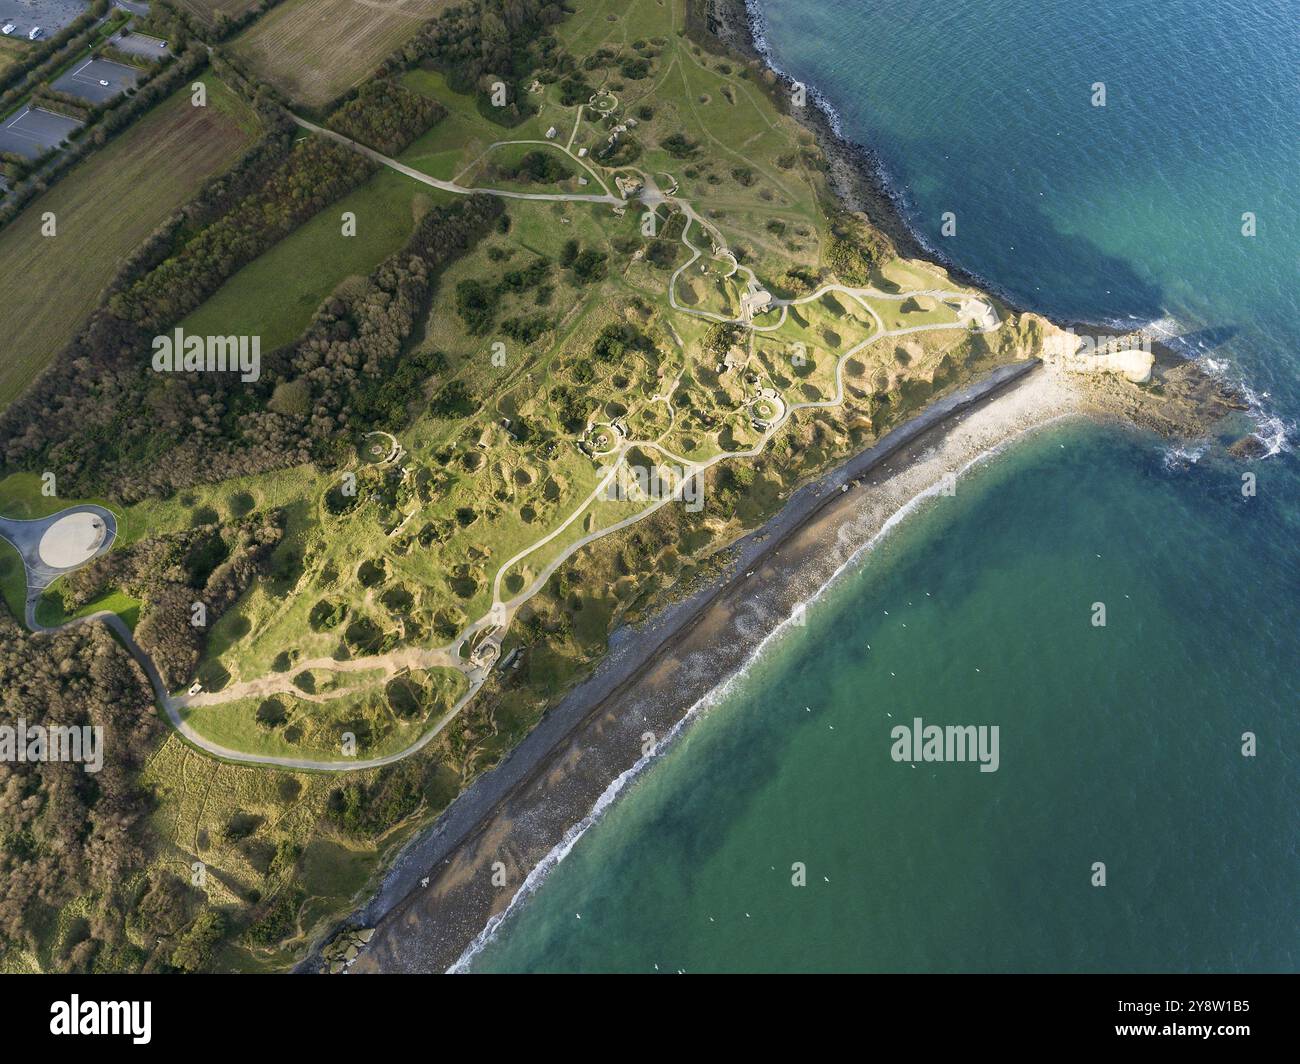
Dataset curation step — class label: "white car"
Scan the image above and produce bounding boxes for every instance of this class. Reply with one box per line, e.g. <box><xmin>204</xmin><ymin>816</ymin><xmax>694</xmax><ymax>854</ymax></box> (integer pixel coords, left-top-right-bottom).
<box><xmin>28</xmin><ymin>26</ymin><xmax>42</xmax><ymax>40</ymax></box>
<box><xmin>99</xmin><ymin>79</ymin><xmax>110</xmax><ymax>86</ymax></box>
<box><xmin>187</xmin><ymin>681</ymin><xmax>203</xmax><ymax>696</ymax></box>
<box><xmin>1</xmin><ymin>24</ymin><xmax>14</xmax><ymax>36</ymax></box>
<box><xmin>158</xmin><ymin>39</ymin><xmax>167</xmax><ymax>48</ymax></box>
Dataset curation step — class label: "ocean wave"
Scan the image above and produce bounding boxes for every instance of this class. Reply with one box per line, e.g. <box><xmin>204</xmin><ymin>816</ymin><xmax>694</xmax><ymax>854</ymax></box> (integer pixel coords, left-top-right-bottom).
<box><xmin>1197</xmin><ymin>356</ymin><xmax>1294</xmax><ymax>457</ymax></box>
<box><xmin>1162</xmin><ymin>443</ymin><xmax>1207</xmax><ymax>471</ymax></box>
<box><xmin>995</xmin><ymin>291</ymin><xmax>1294</xmax><ymax>461</ymax></box>
<box><xmin>1065</xmin><ymin>307</ymin><xmax>1293</xmax><ymax>459</ymax></box>
<box><xmin>742</xmin><ymin>0</ymin><xmax>844</xmax><ymax>138</ymax></box>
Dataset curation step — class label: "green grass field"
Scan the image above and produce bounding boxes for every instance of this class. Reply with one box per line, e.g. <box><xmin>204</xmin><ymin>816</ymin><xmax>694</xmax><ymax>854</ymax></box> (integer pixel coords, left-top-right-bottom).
<box><xmin>0</xmin><ymin>78</ymin><xmax>261</xmax><ymax>410</ymax></box>
<box><xmin>181</xmin><ymin>167</ymin><xmax>449</xmax><ymax>351</ymax></box>
<box><xmin>178</xmin><ymin>666</ymin><xmax>466</xmax><ymax>761</ymax></box>
<box><xmin>0</xmin><ymin>537</ymin><xmax>24</xmax><ymax>621</ymax></box>
<box><xmin>34</xmin><ymin>586</ymin><xmax>142</xmax><ymax>629</ymax></box>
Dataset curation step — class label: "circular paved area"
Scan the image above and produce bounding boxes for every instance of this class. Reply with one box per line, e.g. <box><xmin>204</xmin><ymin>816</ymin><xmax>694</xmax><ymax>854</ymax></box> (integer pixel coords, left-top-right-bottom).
<box><xmin>38</xmin><ymin>512</ymin><xmax>108</xmax><ymax>568</ymax></box>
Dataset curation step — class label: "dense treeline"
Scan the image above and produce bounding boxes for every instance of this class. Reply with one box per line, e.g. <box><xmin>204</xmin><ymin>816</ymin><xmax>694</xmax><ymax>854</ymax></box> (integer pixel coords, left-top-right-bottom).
<box><xmin>108</xmin><ymin>136</ymin><xmax>375</xmax><ymax>332</ymax></box>
<box><xmin>0</xmin><ymin>609</ymin><xmax>166</xmax><ymax>972</ymax></box>
<box><xmin>325</xmin><ymin>79</ymin><xmax>447</xmax><ymax>156</ymax></box>
<box><xmin>369</xmin><ymin>0</ymin><xmax>568</xmax><ymax>124</ymax></box>
<box><xmin>454</xmin><ymin>252</ymin><xmax>552</xmax><ymax>334</ymax></box>
<box><xmin>128</xmin><ymin>5</ymin><xmax>195</xmax><ymax>52</ymax></box>
<box><xmin>379</xmin><ymin>0</ymin><xmax>566</xmax><ymax>87</ymax></box>
<box><xmin>326</xmin><ymin>761</ymin><xmax>426</xmax><ymax>836</ymax></box>
<box><xmin>209</xmin><ymin>0</ymin><xmax>289</xmax><ymax>42</ymax></box>
<box><xmin>826</xmin><ymin>217</ymin><xmax>894</xmax><ymax>285</ymax></box>
<box><xmin>58</xmin><ymin>511</ymin><xmax>284</xmax><ymax>690</ymax></box>
<box><xmin>498</xmin><ymin>148</ymin><xmax>572</xmax><ymax>183</ymax></box>
<box><xmin>154</xmin><ymin>0</ymin><xmax>287</xmax><ymax>45</ymax></box>
<box><xmin>98</xmin><ymin>44</ymin><xmax>160</xmax><ymax>70</ymax></box>
<box><xmin>27</xmin><ymin>91</ymin><xmax>93</xmax><ymax>123</ymax></box>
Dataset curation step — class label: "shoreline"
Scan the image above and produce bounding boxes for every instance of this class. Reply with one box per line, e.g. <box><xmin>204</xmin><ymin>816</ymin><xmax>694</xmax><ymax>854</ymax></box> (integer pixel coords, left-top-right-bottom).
<box><xmin>715</xmin><ymin>0</ymin><xmax>1264</xmax><ymax>446</ymax></box>
<box><xmin>722</xmin><ymin>0</ymin><xmax>1226</xmax><ymax>364</ymax></box>
<box><xmin>340</xmin><ymin>360</ymin><xmax>1094</xmax><ymax>973</ymax></box>
<box><xmin>726</xmin><ymin>0</ymin><xmax>1027</xmax><ymax>313</ymax></box>
<box><xmin>315</xmin><ymin>0</ymin><xmax>1253</xmax><ymax>974</ymax></box>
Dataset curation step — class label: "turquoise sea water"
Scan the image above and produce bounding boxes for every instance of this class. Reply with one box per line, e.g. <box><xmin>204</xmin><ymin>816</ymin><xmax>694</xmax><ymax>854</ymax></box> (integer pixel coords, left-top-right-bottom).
<box><xmin>471</xmin><ymin>0</ymin><xmax>1299</xmax><ymax>972</ymax></box>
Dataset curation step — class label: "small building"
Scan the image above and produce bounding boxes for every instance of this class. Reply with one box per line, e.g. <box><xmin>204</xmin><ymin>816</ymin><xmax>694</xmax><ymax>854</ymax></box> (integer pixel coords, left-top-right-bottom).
<box><xmin>545</xmin><ymin>126</ymin><xmax>558</xmax><ymax>139</ymax></box>
<box><xmin>741</xmin><ymin>287</ymin><xmax>774</xmax><ymax>319</ymax></box>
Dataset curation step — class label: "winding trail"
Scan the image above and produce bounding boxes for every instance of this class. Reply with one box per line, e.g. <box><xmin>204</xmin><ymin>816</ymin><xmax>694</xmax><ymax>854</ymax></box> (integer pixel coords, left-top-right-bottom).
<box><xmin>8</xmin><ymin>107</ymin><xmax>1003</xmax><ymax>771</ymax></box>
<box><xmin>291</xmin><ymin>115</ymin><xmax>623</xmax><ymax>207</ymax></box>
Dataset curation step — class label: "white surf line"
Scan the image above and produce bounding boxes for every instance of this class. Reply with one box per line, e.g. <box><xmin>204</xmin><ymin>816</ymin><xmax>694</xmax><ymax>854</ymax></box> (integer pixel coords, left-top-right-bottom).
<box><xmin>446</xmin><ymin>372</ymin><xmax>1045</xmax><ymax>975</ymax></box>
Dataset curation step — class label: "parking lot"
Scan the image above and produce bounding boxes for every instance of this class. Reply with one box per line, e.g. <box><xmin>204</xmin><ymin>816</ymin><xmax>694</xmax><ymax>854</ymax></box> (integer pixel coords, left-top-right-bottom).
<box><xmin>106</xmin><ymin>28</ymin><xmax>169</xmax><ymax>59</ymax></box>
<box><xmin>51</xmin><ymin>54</ymin><xmax>138</xmax><ymax>102</ymax></box>
<box><xmin>0</xmin><ymin>0</ymin><xmax>90</xmax><ymax>41</ymax></box>
<box><xmin>0</xmin><ymin>104</ymin><xmax>82</xmax><ymax>158</ymax></box>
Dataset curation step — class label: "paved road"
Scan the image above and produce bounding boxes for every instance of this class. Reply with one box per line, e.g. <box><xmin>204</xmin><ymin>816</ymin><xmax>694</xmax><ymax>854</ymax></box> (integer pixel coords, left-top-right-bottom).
<box><xmin>0</xmin><ymin>505</ymin><xmax>117</xmax><ymax>626</ymax></box>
